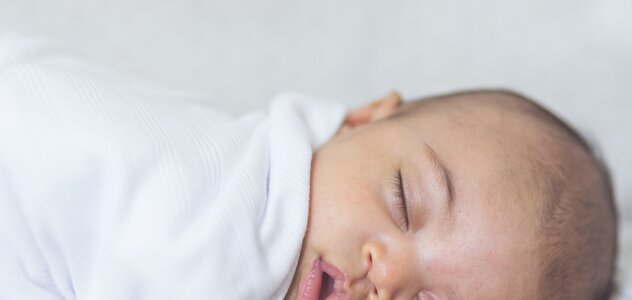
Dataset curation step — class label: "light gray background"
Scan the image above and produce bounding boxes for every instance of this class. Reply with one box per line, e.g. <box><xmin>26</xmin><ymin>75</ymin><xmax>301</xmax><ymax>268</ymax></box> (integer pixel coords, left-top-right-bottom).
<box><xmin>1</xmin><ymin>0</ymin><xmax>631</xmax><ymax>297</ymax></box>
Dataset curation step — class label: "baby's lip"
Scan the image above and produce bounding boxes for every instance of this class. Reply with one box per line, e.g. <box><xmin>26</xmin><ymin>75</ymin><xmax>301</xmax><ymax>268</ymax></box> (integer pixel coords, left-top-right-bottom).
<box><xmin>296</xmin><ymin>257</ymin><xmax>348</xmax><ymax>300</ymax></box>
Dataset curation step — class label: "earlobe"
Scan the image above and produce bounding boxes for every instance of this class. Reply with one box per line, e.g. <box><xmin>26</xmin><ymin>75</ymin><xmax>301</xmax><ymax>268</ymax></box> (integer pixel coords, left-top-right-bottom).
<box><xmin>340</xmin><ymin>91</ymin><xmax>402</xmax><ymax>133</ymax></box>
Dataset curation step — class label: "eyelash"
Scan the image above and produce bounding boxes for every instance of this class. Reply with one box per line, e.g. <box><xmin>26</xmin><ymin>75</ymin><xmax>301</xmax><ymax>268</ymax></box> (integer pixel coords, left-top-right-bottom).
<box><xmin>392</xmin><ymin>170</ymin><xmax>410</xmax><ymax>231</ymax></box>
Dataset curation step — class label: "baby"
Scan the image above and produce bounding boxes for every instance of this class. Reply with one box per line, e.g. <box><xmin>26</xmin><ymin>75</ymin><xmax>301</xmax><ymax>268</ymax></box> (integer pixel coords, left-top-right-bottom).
<box><xmin>285</xmin><ymin>91</ymin><xmax>617</xmax><ymax>300</ymax></box>
<box><xmin>0</xmin><ymin>33</ymin><xmax>617</xmax><ymax>300</ymax></box>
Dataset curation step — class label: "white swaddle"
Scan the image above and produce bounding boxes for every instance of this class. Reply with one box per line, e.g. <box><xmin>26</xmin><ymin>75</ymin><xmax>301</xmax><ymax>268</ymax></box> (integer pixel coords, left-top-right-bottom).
<box><xmin>0</xmin><ymin>32</ymin><xmax>346</xmax><ymax>299</ymax></box>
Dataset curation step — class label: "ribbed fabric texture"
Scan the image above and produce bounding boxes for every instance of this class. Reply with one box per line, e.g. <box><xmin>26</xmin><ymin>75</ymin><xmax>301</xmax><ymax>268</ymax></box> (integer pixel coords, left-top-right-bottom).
<box><xmin>0</xmin><ymin>32</ymin><xmax>346</xmax><ymax>300</ymax></box>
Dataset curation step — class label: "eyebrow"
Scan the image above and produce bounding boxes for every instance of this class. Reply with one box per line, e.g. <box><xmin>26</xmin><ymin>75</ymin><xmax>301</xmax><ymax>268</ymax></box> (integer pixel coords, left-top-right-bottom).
<box><xmin>423</xmin><ymin>143</ymin><xmax>455</xmax><ymax>218</ymax></box>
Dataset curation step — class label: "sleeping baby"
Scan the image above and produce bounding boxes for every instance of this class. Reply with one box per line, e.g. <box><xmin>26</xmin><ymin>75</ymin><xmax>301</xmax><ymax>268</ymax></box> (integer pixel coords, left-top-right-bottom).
<box><xmin>0</xmin><ymin>33</ymin><xmax>617</xmax><ymax>300</ymax></box>
<box><xmin>285</xmin><ymin>91</ymin><xmax>618</xmax><ymax>300</ymax></box>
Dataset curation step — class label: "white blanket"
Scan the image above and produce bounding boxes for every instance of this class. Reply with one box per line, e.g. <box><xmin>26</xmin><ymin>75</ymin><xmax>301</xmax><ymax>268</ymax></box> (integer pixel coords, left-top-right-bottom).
<box><xmin>0</xmin><ymin>32</ymin><xmax>346</xmax><ymax>299</ymax></box>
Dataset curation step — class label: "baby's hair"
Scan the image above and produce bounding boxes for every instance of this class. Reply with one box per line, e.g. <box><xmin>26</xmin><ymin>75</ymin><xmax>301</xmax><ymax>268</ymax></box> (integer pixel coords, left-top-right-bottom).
<box><xmin>395</xmin><ymin>89</ymin><xmax>618</xmax><ymax>300</ymax></box>
<box><xmin>502</xmin><ymin>91</ymin><xmax>618</xmax><ymax>300</ymax></box>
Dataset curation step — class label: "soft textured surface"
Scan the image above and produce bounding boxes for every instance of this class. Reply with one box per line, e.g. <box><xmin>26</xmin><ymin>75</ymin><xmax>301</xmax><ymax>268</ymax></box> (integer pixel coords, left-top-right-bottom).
<box><xmin>0</xmin><ymin>0</ymin><xmax>630</xmax><ymax>297</ymax></box>
<box><xmin>0</xmin><ymin>33</ymin><xmax>345</xmax><ymax>299</ymax></box>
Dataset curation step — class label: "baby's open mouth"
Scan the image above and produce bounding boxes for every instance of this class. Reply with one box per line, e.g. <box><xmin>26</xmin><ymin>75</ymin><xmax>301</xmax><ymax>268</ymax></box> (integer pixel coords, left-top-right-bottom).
<box><xmin>297</xmin><ymin>258</ymin><xmax>348</xmax><ymax>300</ymax></box>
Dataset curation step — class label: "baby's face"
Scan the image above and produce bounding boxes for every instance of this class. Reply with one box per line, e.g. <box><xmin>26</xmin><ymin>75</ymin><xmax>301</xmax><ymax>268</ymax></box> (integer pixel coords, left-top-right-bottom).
<box><xmin>286</xmin><ymin>96</ymin><xmax>546</xmax><ymax>300</ymax></box>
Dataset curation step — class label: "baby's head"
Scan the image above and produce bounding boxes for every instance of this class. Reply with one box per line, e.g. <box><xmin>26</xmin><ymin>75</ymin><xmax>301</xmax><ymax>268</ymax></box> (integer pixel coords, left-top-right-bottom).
<box><xmin>286</xmin><ymin>90</ymin><xmax>617</xmax><ymax>300</ymax></box>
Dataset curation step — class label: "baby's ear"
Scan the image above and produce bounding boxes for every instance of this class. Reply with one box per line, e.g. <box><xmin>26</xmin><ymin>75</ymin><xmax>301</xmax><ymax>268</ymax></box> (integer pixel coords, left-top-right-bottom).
<box><xmin>340</xmin><ymin>91</ymin><xmax>402</xmax><ymax>132</ymax></box>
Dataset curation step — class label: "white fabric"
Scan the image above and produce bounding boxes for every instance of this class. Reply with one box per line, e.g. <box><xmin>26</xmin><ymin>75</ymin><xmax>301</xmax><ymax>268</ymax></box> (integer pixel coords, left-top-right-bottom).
<box><xmin>0</xmin><ymin>33</ymin><xmax>346</xmax><ymax>300</ymax></box>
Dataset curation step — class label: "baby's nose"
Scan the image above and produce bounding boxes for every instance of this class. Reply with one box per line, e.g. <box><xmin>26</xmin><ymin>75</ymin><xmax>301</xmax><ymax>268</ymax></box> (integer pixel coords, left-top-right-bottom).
<box><xmin>361</xmin><ymin>241</ymin><xmax>415</xmax><ymax>299</ymax></box>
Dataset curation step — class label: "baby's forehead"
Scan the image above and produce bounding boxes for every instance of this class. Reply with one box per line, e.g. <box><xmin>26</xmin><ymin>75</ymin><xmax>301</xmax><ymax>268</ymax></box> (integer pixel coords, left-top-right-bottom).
<box><xmin>399</xmin><ymin>95</ymin><xmax>551</xmax><ymax>151</ymax></box>
<box><xmin>396</xmin><ymin>93</ymin><xmax>567</xmax><ymax>210</ymax></box>
<box><xmin>398</xmin><ymin>92</ymin><xmax>575</xmax><ymax>164</ymax></box>
<box><xmin>401</xmin><ymin>92</ymin><xmax>547</xmax><ymax>127</ymax></box>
